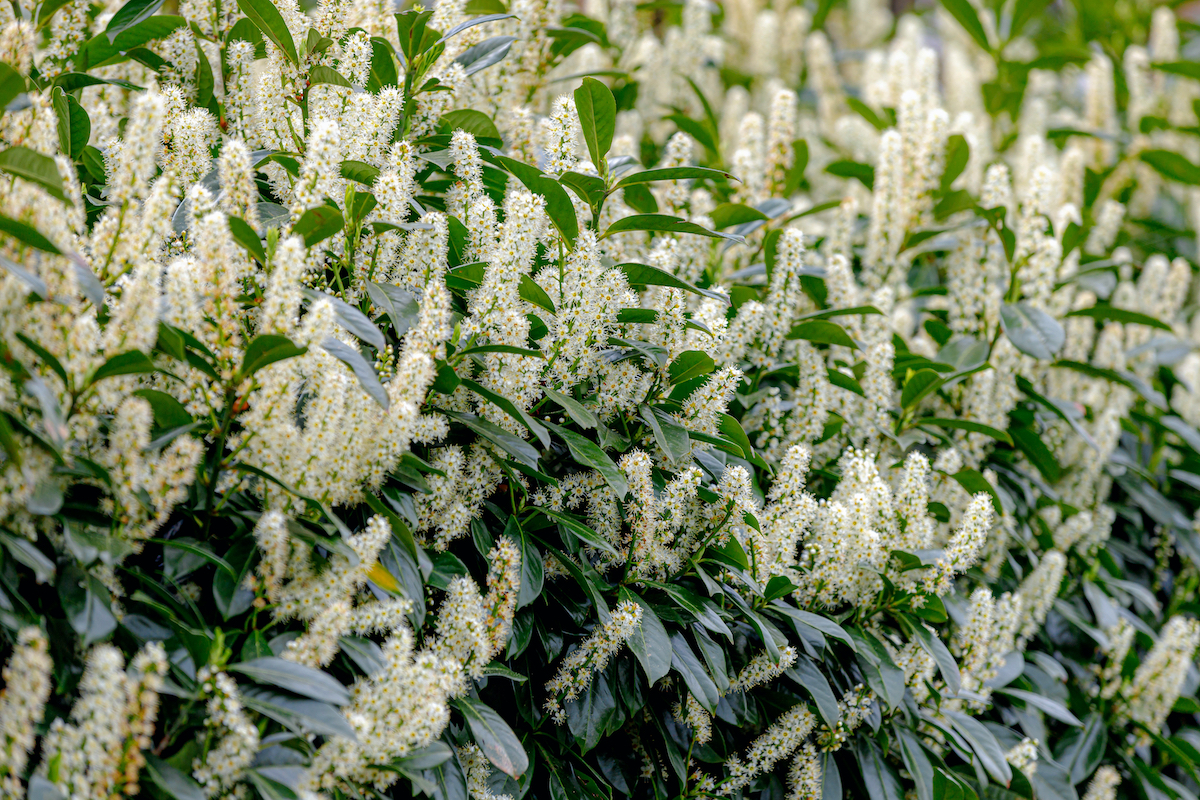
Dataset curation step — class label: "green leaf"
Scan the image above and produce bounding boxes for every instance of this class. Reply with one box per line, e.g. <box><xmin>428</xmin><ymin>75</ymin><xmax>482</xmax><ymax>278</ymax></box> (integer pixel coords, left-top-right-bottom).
<box><xmin>518</xmin><ymin>274</ymin><xmax>556</xmax><ymax>314</ymax></box>
<box><xmin>227</xmin><ymin>215</ymin><xmax>266</xmax><ymax>265</ymax></box>
<box><xmin>854</xmin><ymin>735</ymin><xmax>904</xmax><ymax>800</ymax></box>
<box><xmin>901</xmin><ymin>369</ymin><xmax>943</xmax><ymax>408</ymax></box>
<box><xmin>995</xmin><ymin>687</ymin><xmax>1082</xmax><ymax>726</ymax></box>
<box><xmin>619</xmin><ymin>588</ymin><xmax>671</xmax><ymax>683</ymax></box>
<box><xmin>91</xmin><ymin>349</ymin><xmax>156</xmax><ymax>383</ymax></box>
<box><xmin>1054</xmin><ymin>713</ymin><xmax>1107</xmax><ymax>784</ymax></box>
<box><xmin>454</xmin><ymin>697</ymin><xmax>529</xmax><ymax>777</ymax></box>
<box><xmin>544</xmin><ymin>422</ymin><xmax>627</xmax><ymax>499</ymax></box>
<box><xmin>0</xmin><ymin>147</ymin><xmax>67</xmax><ymax>201</ymax></box>
<box><xmin>293</xmin><ymin>205</ymin><xmax>344</xmax><ymax>247</ymax></box>
<box><xmin>240</xmin><ymin>334</ymin><xmax>307</xmax><ymax>379</ymax></box>
<box><xmin>302</xmin><ymin>288</ymin><xmax>386</xmax><ymax>351</ymax></box>
<box><xmin>602</xmin><ymin>214</ymin><xmax>745</xmax><ymax>243</ymax></box>
<box><xmin>51</xmin><ymin>88</ymin><xmax>90</xmax><ymax>158</ymax></box>
<box><xmin>443</xmin><ymin>410</ymin><xmax>540</xmax><ymax>469</ymax></box>
<box><xmin>1066</xmin><ymin>305</ymin><xmax>1172</xmax><ymax>331</ymax></box>
<box><xmin>787</xmin><ymin>319</ymin><xmax>856</xmax><ymax>348</ymax></box>
<box><xmin>1010</xmin><ymin>426</ymin><xmax>1061</xmax><ymax>482</ymax></box>
<box><xmin>0</xmin><ymin>62</ymin><xmax>25</xmax><ymax>109</ymax></box>
<box><xmin>1000</xmin><ymin>301</ymin><xmax>1064</xmax><ymax>360</ymax></box>
<box><xmin>940</xmin><ymin>0</ymin><xmax>990</xmax><ymax>51</ymax></box>
<box><xmin>367</xmin><ymin>36</ymin><xmax>398</xmax><ymax>90</ymax></box>
<box><xmin>457</xmin><ymin>344</ymin><xmax>544</xmax><ymax>359</ymax></box>
<box><xmin>824</xmin><ymin>159</ymin><xmax>874</xmax><ymax>188</ymax></box>
<box><xmin>309</xmin><ymin>64</ymin><xmax>351</xmax><ymax>88</ymax></box>
<box><xmin>240</xmin><ymin>686</ymin><xmax>358</xmax><ymax>740</ymax></box>
<box><xmin>365</xmin><ymin>281</ymin><xmax>419</xmax><ymax>337</ymax></box>
<box><xmin>493</xmin><ymin>155</ymin><xmax>578</xmax><ymax>245</ymax></box>
<box><xmin>894</xmin><ymin>728</ymin><xmax>935</xmax><ymax>800</ymax></box>
<box><xmin>236</xmin><ymin>0</ymin><xmax>299</xmax><ymax>65</ymax></box>
<box><xmin>707</xmin><ymin>202</ymin><xmax>768</xmax><ymax>230</ymax></box>
<box><xmin>454</xmin><ymin>34</ymin><xmax>516</xmax><ymax>76</ymax></box>
<box><xmin>229</xmin><ymin>657</ymin><xmax>351</xmax><ymax>705</ymax></box>
<box><xmin>574</xmin><ymin>77</ymin><xmax>616</xmax><ymax>170</ymax></box>
<box><xmin>917</xmin><ymin>417</ymin><xmax>1013</xmax><ymax>445</ymax></box>
<box><xmin>1140</xmin><ymin>149</ymin><xmax>1200</xmax><ymax>185</ymax></box>
<box><xmin>668</xmin><ymin>350</ymin><xmax>715</xmax><ymax>384</ymax></box>
<box><xmin>950</xmin><ymin>468</ymin><xmax>1002</xmax><ymax>514</ymax></box>
<box><xmin>58</xmin><ymin>564</ymin><xmax>117</xmax><ymax>645</ymax></box>
<box><xmin>718</xmin><ymin>413</ymin><xmax>754</xmax><ymax>460</ymax></box>
<box><xmin>442</xmin><ymin>108</ymin><xmax>501</xmax><ymax>141</ymax></box>
<box><xmin>461</xmin><ymin>378</ymin><xmax>549</xmax><ymax>448</ymax></box>
<box><xmin>559</xmin><ymin>171</ymin><xmax>606</xmax><ymax>207</ymax></box>
<box><xmin>669</xmin><ymin>632</ymin><xmax>720</xmax><ymax>712</ymax></box>
<box><xmin>145</xmin><ymin>756</ymin><xmax>205</xmax><ymax>800</ymax></box>
<box><xmin>104</xmin><ymin>0</ymin><xmax>165</xmax><ymax>41</ymax></box>
<box><xmin>0</xmin><ymin>531</ymin><xmax>55</xmax><ymax>583</ymax></box>
<box><xmin>794</xmin><ymin>304</ymin><xmax>883</xmax><ymax>322</ymax></box>
<box><xmin>78</xmin><ymin>15</ymin><xmax>187</xmax><ymax>70</ymax></box>
<box><xmin>543</xmin><ymin>387</ymin><xmax>596</xmax><ymax>429</ymax></box>
<box><xmin>783</xmin><ymin>139</ymin><xmax>809</xmax><ymax>195</ymax></box>
<box><xmin>0</xmin><ymin>214</ymin><xmax>61</xmax><ymax>254</ymax></box>
<box><xmin>615</xmin><ymin>166</ymin><xmax>734</xmax><ymax>188</ymax></box>
<box><xmin>618</xmin><ymin>262</ymin><xmax>728</xmax><ymax>303</ymax></box>
<box><xmin>943</xmin><ymin>710</ymin><xmax>1012</xmax><ymax>785</ymax></box>
<box><xmin>941</xmin><ymin>133</ymin><xmax>968</xmax><ymax>190</ymax></box>
<box><xmin>790</xmin><ymin>654</ymin><xmax>839</xmax><ymax>728</ymax></box>
<box><xmin>828</xmin><ymin>368</ymin><xmax>865</xmax><ymax>396</ymax></box>
<box><xmin>322</xmin><ymin>337</ymin><xmax>389</xmax><ymax>410</ymax></box>
<box><xmin>639</xmin><ymin>405</ymin><xmax>690</xmax><ymax>462</ymax></box>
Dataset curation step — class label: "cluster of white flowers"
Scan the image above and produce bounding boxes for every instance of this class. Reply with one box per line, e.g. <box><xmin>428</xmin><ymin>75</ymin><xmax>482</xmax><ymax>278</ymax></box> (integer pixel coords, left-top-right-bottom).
<box><xmin>545</xmin><ymin>598</ymin><xmax>643</xmax><ymax>722</ymax></box>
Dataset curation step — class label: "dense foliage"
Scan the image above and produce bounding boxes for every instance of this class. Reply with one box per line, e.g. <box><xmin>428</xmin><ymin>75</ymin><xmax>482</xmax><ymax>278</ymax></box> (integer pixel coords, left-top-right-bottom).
<box><xmin>2</xmin><ymin>0</ymin><xmax>1200</xmax><ymax>799</ymax></box>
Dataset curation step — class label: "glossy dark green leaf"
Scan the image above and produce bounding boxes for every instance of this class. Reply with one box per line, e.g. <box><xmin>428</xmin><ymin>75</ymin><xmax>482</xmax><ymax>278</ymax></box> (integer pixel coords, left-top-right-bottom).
<box><xmin>639</xmin><ymin>405</ymin><xmax>690</xmax><ymax>462</ymax></box>
<box><xmin>240</xmin><ymin>334</ymin><xmax>307</xmax><ymax>379</ymax></box>
<box><xmin>918</xmin><ymin>417</ymin><xmax>1012</xmax><ymax>445</ymax></box>
<box><xmin>293</xmin><ymin>204</ymin><xmax>344</xmax><ymax>247</ymax></box>
<box><xmin>91</xmin><ymin>349</ymin><xmax>157</xmax><ymax>383</ymax></box>
<box><xmin>1140</xmin><ymin>149</ymin><xmax>1200</xmax><ymax>185</ymax></box>
<box><xmin>603</xmin><ymin>214</ymin><xmax>744</xmax><ymax>243</ymax></box>
<box><xmin>236</xmin><ymin>0</ymin><xmax>299</xmax><ymax>64</ymax></box>
<box><xmin>322</xmin><ymin>337</ymin><xmax>389</xmax><ymax>410</ymax></box>
<box><xmin>1001</xmin><ymin>302</ymin><xmax>1064</xmax><ymax>359</ymax></box>
<box><xmin>442</xmin><ymin>108</ymin><xmax>501</xmax><ymax>141</ymax></box>
<box><xmin>444</xmin><ymin>410</ymin><xmax>540</xmax><ymax>469</ymax></box>
<box><xmin>58</xmin><ymin>565</ymin><xmax>117</xmax><ymax>645</ymax></box>
<box><xmin>1066</xmin><ymin>305</ymin><xmax>1172</xmax><ymax>331</ymax></box>
<box><xmin>240</xmin><ymin>686</ymin><xmax>358</xmax><ymax>740</ymax></box>
<box><xmin>227</xmin><ymin>215</ymin><xmax>266</xmax><ymax>265</ymax></box>
<box><xmin>787</xmin><ymin>319</ymin><xmax>856</xmax><ymax>348</ymax></box>
<box><xmin>229</xmin><ymin>657</ymin><xmax>351</xmax><ymax>705</ymax></box>
<box><xmin>618</xmin><ymin>262</ymin><xmax>728</xmax><ymax>303</ymax></box>
<box><xmin>51</xmin><ymin>88</ymin><xmax>90</xmax><ymax>158</ymax></box>
<box><xmin>454</xmin><ymin>35</ymin><xmax>516</xmax><ymax>75</ymax></box>
<box><xmin>574</xmin><ymin>77</ymin><xmax>616</xmax><ymax>170</ymax></box>
<box><xmin>0</xmin><ymin>146</ymin><xmax>67</xmax><ymax>201</ymax></box>
<box><xmin>494</xmin><ymin>154</ymin><xmax>578</xmax><ymax>244</ymax></box>
<box><xmin>941</xmin><ymin>0</ymin><xmax>990</xmax><ymax>51</ymax></box>
<box><xmin>455</xmin><ymin>697</ymin><xmax>529</xmax><ymax>777</ymax></box>
<box><xmin>1054</xmin><ymin>713</ymin><xmax>1107</xmax><ymax>784</ymax></box>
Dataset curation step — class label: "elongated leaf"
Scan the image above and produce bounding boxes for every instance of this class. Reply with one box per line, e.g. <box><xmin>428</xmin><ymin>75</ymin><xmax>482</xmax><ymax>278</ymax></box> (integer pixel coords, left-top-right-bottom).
<box><xmin>104</xmin><ymin>0</ymin><xmax>164</xmax><ymax>41</ymax></box>
<box><xmin>0</xmin><ymin>214</ymin><xmax>61</xmax><ymax>254</ymax></box>
<box><xmin>145</xmin><ymin>756</ymin><xmax>204</xmax><ymax>800</ymax></box>
<box><xmin>603</xmin><ymin>214</ymin><xmax>744</xmax><ymax>243</ymax></box>
<box><xmin>0</xmin><ymin>62</ymin><xmax>24</xmax><ymax>108</ymax></box>
<box><xmin>669</xmin><ymin>632</ymin><xmax>720</xmax><ymax>712</ymax></box>
<box><xmin>443</xmin><ymin>410</ymin><xmax>540</xmax><ymax>469</ymax></box>
<box><xmin>91</xmin><ymin>349</ymin><xmax>156</xmax><ymax>383</ymax></box>
<box><xmin>901</xmin><ymin>369</ymin><xmax>943</xmax><ymax>408</ymax></box>
<box><xmin>236</xmin><ymin>0</ymin><xmax>298</xmax><ymax>64</ymax></box>
<box><xmin>944</xmin><ymin>709</ymin><xmax>1012</xmax><ymax>785</ymax></box>
<box><xmin>1054</xmin><ymin>713</ymin><xmax>1107</xmax><ymax>783</ymax></box>
<box><xmin>364</xmin><ymin>281</ymin><xmax>419</xmax><ymax>337</ymax></box>
<box><xmin>854</xmin><ymin>736</ymin><xmax>904</xmax><ymax>800</ymax></box>
<box><xmin>58</xmin><ymin>565</ymin><xmax>117</xmax><ymax>645</ymax></box>
<box><xmin>789</xmin><ymin>654</ymin><xmax>839</xmax><ymax>729</ymax></box>
<box><xmin>0</xmin><ymin>146</ymin><xmax>67</xmax><ymax>201</ymax></box>
<box><xmin>620</xmin><ymin>588</ymin><xmax>671</xmax><ymax>683</ymax></box>
<box><xmin>455</xmin><ymin>697</ymin><xmax>529</xmax><ymax>777</ymax></box>
<box><xmin>895</xmin><ymin>727</ymin><xmax>935</xmax><ymax>800</ymax></box>
<box><xmin>240</xmin><ymin>686</ymin><xmax>357</xmax><ymax>740</ymax></box>
<box><xmin>52</xmin><ymin>88</ymin><xmax>89</xmax><ymax>158</ymax></box>
<box><xmin>996</xmin><ymin>687</ymin><xmax>1082</xmax><ymax>726</ymax></box>
<box><xmin>322</xmin><ymin>337</ymin><xmax>389</xmax><ymax>410</ymax></box>
<box><xmin>619</xmin><ymin>262</ymin><xmax>728</xmax><ymax>303</ymax></box>
<box><xmin>309</xmin><ymin>64</ymin><xmax>351</xmax><ymax>88</ymax></box>
<box><xmin>229</xmin><ymin>657</ymin><xmax>351</xmax><ymax>705</ymax></box>
<box><xmin>454</xmin><ymin>35</ymin><xmax>515</xmax><ymax>75</ymax></box>
<box><xmin>227</xmin><ymin>215</ymin><xmax>266</xmax><ymax>265</ymax></box>
<box><xmin>442</xmin><ymin>108</ymin><xmax>501</xmax><ymax>141</ymax></box>
<box><xmin>574</xmin><ymin>77</ymin><xmax>616</xmax><ymax>170</ymax></box>
<box><xmin>241</xmin><ymin>334</ymin><xmax>307</xmax><ymax>379</ymax></box>
<box><xmin>545</xmin><ymin>422</ymin><xmax>627</xmax><ymax>499</ymax></box>
<box><xmin>518</xmin><ymin>274</ymin><xmax>555</xmax><ymax>314</ymax></box>
<box><xmin>640</xmin><ymin>405</ymin><xmax>690</xmax><ymax>462</ymax></box>
<box><xmin>941</xmin><ymin>0</ymin><xmax>990</xmax><ymax>51</ymax></box>
<box><xmin>1066</xmin><ymin>305</ymin><xmax>1172</xmax><ymax>331</ymax></box>
<box><xmin>788</xmin><ymin>319</ymin><xmax>856</xmax><ymax>348</ymax></box>
<box><xmin>1141</xmin><ymin>149</ymin><xmax>1200</xmax><ymax>185</ymax></box>
<box><xmin>493</xmin><ymin>154</ymin><xmax>578</xmax><ymax>244</ymax></box>
<box><xmin>616</xmin><ymin>166</ymin><xmax>734</xmax><ymax>188</ymax></box>
<box><xmin>293</xmin><ymin>205</ymin><xmax>344</xmax><ymax>247</ymax></box>
<box><xmin>1001</xmin><ymin>301</ymin><xmax>1064</xmax><ymax>360</ymax></box>
<box><xmin>302</xmin><ymin>289</ymin><xmax>385</xmax><ymax>351</ymax></box>
<box><xmin>461</xmin><ymin>378</ymin><xmax>549</xmax><ymax>448</ymax></box>
<box><xmin>918</xmin><ymin>417</ymin><xmax>1013</xmax><ymax>445</ymax></box>
<box><xmin>543</xmin><ymin>387</ymin><xmax>596</xmax><ymax>429</ymax></box>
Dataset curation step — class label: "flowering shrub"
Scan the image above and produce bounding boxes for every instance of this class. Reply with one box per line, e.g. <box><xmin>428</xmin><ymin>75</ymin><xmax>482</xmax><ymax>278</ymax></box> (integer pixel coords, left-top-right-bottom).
<box><xmin>1</xmin><ymin>0</ymin><xmax>1200</xmax><ymax>798</ymax></box>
